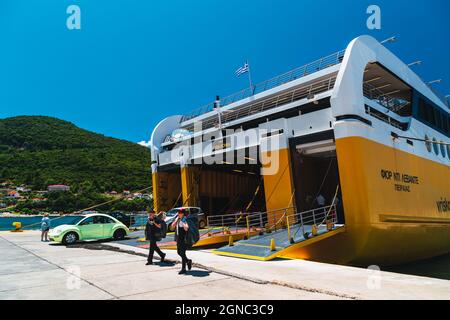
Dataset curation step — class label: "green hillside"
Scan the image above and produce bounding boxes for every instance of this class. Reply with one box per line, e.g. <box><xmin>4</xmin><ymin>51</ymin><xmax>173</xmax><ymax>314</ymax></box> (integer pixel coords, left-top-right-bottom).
<box><xmin>0</xmin><ymin>116</ymin><xmax>152</xmax><ymax>193</ymax></box>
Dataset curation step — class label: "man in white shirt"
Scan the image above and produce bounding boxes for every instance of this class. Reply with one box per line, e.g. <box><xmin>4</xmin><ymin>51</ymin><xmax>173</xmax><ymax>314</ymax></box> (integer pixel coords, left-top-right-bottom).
<box><xmin>315</xmin><ymin>194</ymin><xmax>326</xmax><ymax>207</ymax></box>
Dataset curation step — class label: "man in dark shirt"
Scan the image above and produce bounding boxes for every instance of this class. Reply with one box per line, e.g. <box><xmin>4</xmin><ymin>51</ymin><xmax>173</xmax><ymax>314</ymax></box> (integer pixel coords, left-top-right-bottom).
<box><xmin>171</xmin><ymin>209</ymin><xmax>192</xmax><ymax>274</ymax></box>
<box><xmin>145</xmin><ymin>210</ymin><xmax>166</xmax><ymax>265</ymax></box>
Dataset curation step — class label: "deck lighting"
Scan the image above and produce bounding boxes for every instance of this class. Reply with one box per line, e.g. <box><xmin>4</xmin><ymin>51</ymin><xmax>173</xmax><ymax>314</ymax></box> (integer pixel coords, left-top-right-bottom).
<box><xmin>372</xmin><ymin>84</ymin><xmax>392</xmax><ymax>90</ymax></box>
<box><xmin>365</xmin><ymin>76</ymin><xmax>382</xmax><ymax>83</ymax></box>
<box><xmin>384</xmin><ymin>89</ymin><xmax>401</xmax><ymax>96</ymax></box>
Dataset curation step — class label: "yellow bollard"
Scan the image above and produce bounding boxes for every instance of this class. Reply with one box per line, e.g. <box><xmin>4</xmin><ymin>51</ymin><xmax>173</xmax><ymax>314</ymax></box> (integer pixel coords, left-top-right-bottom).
<box><xmin>326</xmin><ymin>220</ymin><xmax>334</xmax><ymax>231</ymax></box>
<box><xmin>228</xmin><ymin>235</ymin><xmax>234</xmax><ymax>247</ymax></box>
<box><xmin>312</xmin><ymin>224</ymin><xmax>318</xmax><ymax>236</ymax></box>
<box><xmin>286</xmin><ymin>215</ymin><xmax>291</xmax><ymax>242</ymax></box>
<box><xmin>270</xmin><ymin>238</ymin><xmax>276</xmax><ymax>251</ymax></box>
<box><xmin>11</xmin><ymin>222</ymin><xmax>23</xmax><ymax>233</ymax></box>
<box><xmin>246</xmin><ymin>216</ymin><xmax>250</xmax><ymax>239</ymax></box>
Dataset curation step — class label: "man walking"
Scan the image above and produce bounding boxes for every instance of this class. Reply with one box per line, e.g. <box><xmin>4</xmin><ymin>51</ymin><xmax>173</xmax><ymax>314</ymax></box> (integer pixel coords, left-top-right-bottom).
<box><xmin>171</xmin><ymin>208</ymin><xmax>192</xmax><ymax>274</ymax></box>
<box><xmin>145</xmin><ymin>210</ymin><xmax>166</xmax><ymax>265</ymax></box>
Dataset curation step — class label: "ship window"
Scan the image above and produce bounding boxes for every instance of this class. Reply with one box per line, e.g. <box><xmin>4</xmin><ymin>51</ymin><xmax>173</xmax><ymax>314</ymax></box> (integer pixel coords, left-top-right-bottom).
<box><xmin>447</xmin><ymin>144</ymin><xmax>450</xmax><ymax>159</ymax></box>
<box><xmin>436</xmin><ymin>110</ymin><xmax>444</xmax><ymax>131</ymax></box>
<box><xmin>432</xmin><ymin>137</ymin><xmax>439</xmax><ymax>155</ymax></box>
<box><xmin>424</xmin><ymin>135</ymin><xmax>432</xmax><ymax>152</ymax></box>
<box><xmin>440</xmin><ymin>141</ymin><xmax>446</xmax><ymax>158</ymax></box>
<box><xmin>416</xmin><ymin>96</ymin><xmax>449</xmax><ymax>137</ymax></box>
<box><xmin>427</xmin><ymin>107</ymin><xmax>436</xmax><ymax>126</ymax></box>
<box><xmin>419</xmin><ymin>99</ymin><xmax>428</xmax><ymax>121</ymax></box>
<box><xmin>443</xmin><ymin>113</ymin><xmax>449</xmax><ymax>133</ymax></box>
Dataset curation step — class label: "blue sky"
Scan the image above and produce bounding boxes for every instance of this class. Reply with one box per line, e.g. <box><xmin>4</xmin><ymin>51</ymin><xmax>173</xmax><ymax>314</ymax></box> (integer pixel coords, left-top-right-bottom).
<box><xmin>0</xmin><ymin>0</ymin><xmax>449</xmax><ymax>144</ymax></box>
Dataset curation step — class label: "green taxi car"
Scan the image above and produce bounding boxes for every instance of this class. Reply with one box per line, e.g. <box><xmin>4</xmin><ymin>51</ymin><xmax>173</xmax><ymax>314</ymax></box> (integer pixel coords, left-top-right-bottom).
<box><xmin>49</xmin><ymin>213</ymin><xmax>129</xmax><ymax>245</ymax></box>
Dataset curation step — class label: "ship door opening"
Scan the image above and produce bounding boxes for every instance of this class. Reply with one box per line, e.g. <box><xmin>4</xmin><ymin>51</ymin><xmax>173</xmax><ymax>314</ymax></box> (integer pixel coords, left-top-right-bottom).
<box><xmin>290</xmin><ymin>135</ymin><xmax>345</xmax><ymax>224</ymax></box>
<box><xmin>198</xmin><ymin>150</ymin><xmax>266</xmax><ymax>217</ymax></box>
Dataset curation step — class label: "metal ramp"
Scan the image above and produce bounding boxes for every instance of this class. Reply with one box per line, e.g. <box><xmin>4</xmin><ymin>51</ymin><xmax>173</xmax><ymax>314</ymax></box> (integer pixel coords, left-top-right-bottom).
<box><xmin>213</xmin><ymin>205</ymin><xmax>346</xmax><ymax>261</ymax></box>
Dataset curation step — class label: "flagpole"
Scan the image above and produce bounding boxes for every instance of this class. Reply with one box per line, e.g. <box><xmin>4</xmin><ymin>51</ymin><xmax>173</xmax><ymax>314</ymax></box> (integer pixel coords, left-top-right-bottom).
<box><xmin>247</xmin><ymin>59</ymin><xmax>254</xmax><ymax>95</ymax></box>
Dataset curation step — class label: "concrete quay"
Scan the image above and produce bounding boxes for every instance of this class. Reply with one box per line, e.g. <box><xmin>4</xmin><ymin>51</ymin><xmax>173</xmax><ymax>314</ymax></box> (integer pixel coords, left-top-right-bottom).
<box><xmin>0</xmin><ymin>231</ymin><xmax>449</xmax><ymax>300</ymax></box>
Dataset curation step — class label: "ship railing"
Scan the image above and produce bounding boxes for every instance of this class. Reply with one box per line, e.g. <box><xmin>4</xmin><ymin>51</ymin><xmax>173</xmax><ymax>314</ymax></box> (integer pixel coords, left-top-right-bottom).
<box><xmin>182</xmin><ymin>75</ymin><xmax>337</xmax><ymax>132</ymax></box>
<box><xmin>181</xmin><ymin>50</ymin><xmax>346</xmax><ymax>122</ymax></box>
<box><xmin>129</xmin><ymin>213</ymin><xmax>148</xmax><ymax>230</ymax></box>
<box><xmin>363</xmin><ymin>82</ymin><xmax>411</xmax><ymax>113</ymax></box>
<box><xmin>206</xmin><ymin>212</ymin><xmax>263</xmax><ymax>235</ymax></box>
<box><xmin>204</xmin><ymin>205</ymin><xmax>338</xmax><ymax>241</ymax></box>
<box><xmin>364</xmin><ymin>105</ymin><xmax>408</xmax><ymax>131</ymax></box>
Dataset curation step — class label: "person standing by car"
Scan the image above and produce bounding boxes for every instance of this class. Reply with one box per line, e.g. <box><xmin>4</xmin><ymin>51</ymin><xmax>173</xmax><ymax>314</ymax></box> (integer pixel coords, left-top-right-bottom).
<box><xmin>41</xmin><ymin>213</ymin><xmax>51</xmax><ymax>242</ymax></box>
<box><xmin>171</xmin><ymin>208</ymin><xmax>192</xmax><ymax>274</ymax></box>
<box><xmin>145</xmin><ymin>210</ymin><xmax>166</xmax><ymax>265</ymax></box>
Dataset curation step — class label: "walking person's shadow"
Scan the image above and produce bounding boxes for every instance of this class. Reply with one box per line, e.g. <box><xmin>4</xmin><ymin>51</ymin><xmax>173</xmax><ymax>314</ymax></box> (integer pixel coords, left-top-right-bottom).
<box><xmin>186</xmin><ymin>270</ymin><xmax>211</xmax><ymax>277</ymax></box>
<box><xmin>156</xmin><ymin>260</ymin><xmax>176</xmax><ymax>267</ymax></box>
<box><xmin>156</xmin><ymin>260</ymin><xmax>211</xmax><ymax>277</ymax></box>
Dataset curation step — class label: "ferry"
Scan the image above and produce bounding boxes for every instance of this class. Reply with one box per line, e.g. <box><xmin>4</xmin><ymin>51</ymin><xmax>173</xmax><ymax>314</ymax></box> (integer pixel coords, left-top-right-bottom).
<box><xmin>149</xmin><ymin>35</ymin><xmax>449</xmax><ymax>266</ymax></box>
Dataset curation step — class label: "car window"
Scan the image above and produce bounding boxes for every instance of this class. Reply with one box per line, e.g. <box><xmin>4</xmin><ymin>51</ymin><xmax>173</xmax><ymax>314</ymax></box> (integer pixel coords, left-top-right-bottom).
<box><xmin>65</xmin><ymin>216</ymin><xmax>85</xmax><ymax>225</ymax></box>
<box><xmin>93</xmin><ymin>216</ymin><xmax>104</xmax><ymax>224</ymax></box>
<box><xmin>100</xmin><ymin>216</ymin><xmax>115</xmax><ymax>224</ymax></box>
<box><xmin>93</xmin><ymin>216</ymin><xmax>114</xmax><ymax>224</ymax></box>
<box><xmin>190</xmin><ymin>208</ymin><xmax>200</xmax><ymax>214</ymax></box>
<box><xmin>79</xmin><ymin>217</ymin><xmax>94</xmax><ymax>225</ymax></box>
<box><xmin>166</xmin><ymin>209</ymin><xmax>178</xmax><ymax>217</ymax></box>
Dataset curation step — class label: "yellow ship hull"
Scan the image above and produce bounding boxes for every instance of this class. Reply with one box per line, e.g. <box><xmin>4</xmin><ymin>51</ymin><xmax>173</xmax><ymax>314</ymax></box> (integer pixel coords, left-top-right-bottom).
<box><xmin>283</xmin><ymin>136</ymin><xmax>450</xmax><ymax>266</ymax></box>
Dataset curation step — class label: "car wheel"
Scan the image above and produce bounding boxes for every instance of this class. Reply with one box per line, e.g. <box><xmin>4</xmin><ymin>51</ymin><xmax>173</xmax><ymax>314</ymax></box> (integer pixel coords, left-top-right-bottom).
<box><xmin>63</xmin><ymin>232</ymin><xmax>78</xmax><ymax>245</ymax></box>
<box><xmin>113</xmin><ymin>229</ymin><xmax>126</xmax><ymax>240</ymax></box>
<box><xmin>199</xmin><ymin>220</ymin><xmax>206</xmax><ymax>229</ymax></box>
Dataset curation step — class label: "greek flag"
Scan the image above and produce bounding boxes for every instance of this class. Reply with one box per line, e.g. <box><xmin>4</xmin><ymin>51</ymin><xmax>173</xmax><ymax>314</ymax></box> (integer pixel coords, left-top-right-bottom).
<box><xmin>235</xmin><ymin>62</ymin><xmax>249</xmax><ymax>77</ymax></box>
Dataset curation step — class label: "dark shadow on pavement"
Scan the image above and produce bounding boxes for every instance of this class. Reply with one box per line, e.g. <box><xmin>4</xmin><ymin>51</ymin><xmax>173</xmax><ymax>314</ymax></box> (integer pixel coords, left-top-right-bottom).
<box><xmin>157</xmin><ymin>261</ymin><xmax>176</xmax><ymax>267</ymax></box>
<box><xmin>186</xmin><ymin>270</ymin><xmax>211</xmax><ymax>277</ymax></box>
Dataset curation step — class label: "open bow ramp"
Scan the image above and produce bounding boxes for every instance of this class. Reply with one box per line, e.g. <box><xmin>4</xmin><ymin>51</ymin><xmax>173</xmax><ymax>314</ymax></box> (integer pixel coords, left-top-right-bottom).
<box><xmin>213</xmin><ymin>224</ymin><xmax>346</xmax><ymax>261</ymax></box>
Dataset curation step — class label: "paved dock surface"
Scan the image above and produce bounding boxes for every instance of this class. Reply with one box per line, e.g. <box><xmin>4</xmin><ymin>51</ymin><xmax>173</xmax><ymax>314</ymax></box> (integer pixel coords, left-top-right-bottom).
<box><xmin>1</xmin><ymin>231</ymin><xmax>449</xmax><ymax>300</ymax></box>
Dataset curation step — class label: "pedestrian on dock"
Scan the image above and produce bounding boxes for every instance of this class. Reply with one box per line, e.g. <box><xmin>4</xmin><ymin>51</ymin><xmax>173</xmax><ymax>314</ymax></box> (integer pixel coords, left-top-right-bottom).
<box><xmin>41</xmin><ymin>213</ymin><xmax>51</xmax><ymax>242</ymax></box>
<box><xmin>145</xmin><ymin>209</ymin><xmax>166</xmax><ymax>265</ymax></box>
<box><xmin>172</xmin><ymin>208</ymin><xmax>192</xmax><ymax>275</ymax></box>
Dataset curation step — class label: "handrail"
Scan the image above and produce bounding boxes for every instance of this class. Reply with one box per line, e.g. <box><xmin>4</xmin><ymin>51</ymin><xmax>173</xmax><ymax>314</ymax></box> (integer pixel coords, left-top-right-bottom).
<box><xmin>363</xmin><ymin>82</ymin><xmax>410</xmax><ymax>112</ymax></box>
<box><xmin>181</xmin><ymin>50</ymin><xmax>345</xmax><ymax>122</ymax></box>
<box><xmin>205</xmin><ymin>204</ymin><xmax>337</xmax><ymax>243</ymax></box>
<box><xmin>181</xmin><ymin>75</ymin><xmax>337</xmax><ymax>132</ymax></box>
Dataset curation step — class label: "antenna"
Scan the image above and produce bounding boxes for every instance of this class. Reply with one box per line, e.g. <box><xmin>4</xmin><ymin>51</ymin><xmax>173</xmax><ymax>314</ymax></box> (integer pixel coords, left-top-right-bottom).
<box><xmin>408</xmin><ymin>61</ymin><xmax>422</xmax><ymax>67</ymax></box>
<box><xmin>381</xmin><ymin>36</ymin><xmax>396</xmax><ymax>44</ymax></box>
<box><xmin>428</xmin><ymin>79</ymin><xmax>442</xmax><ymax>85</ymax></box>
